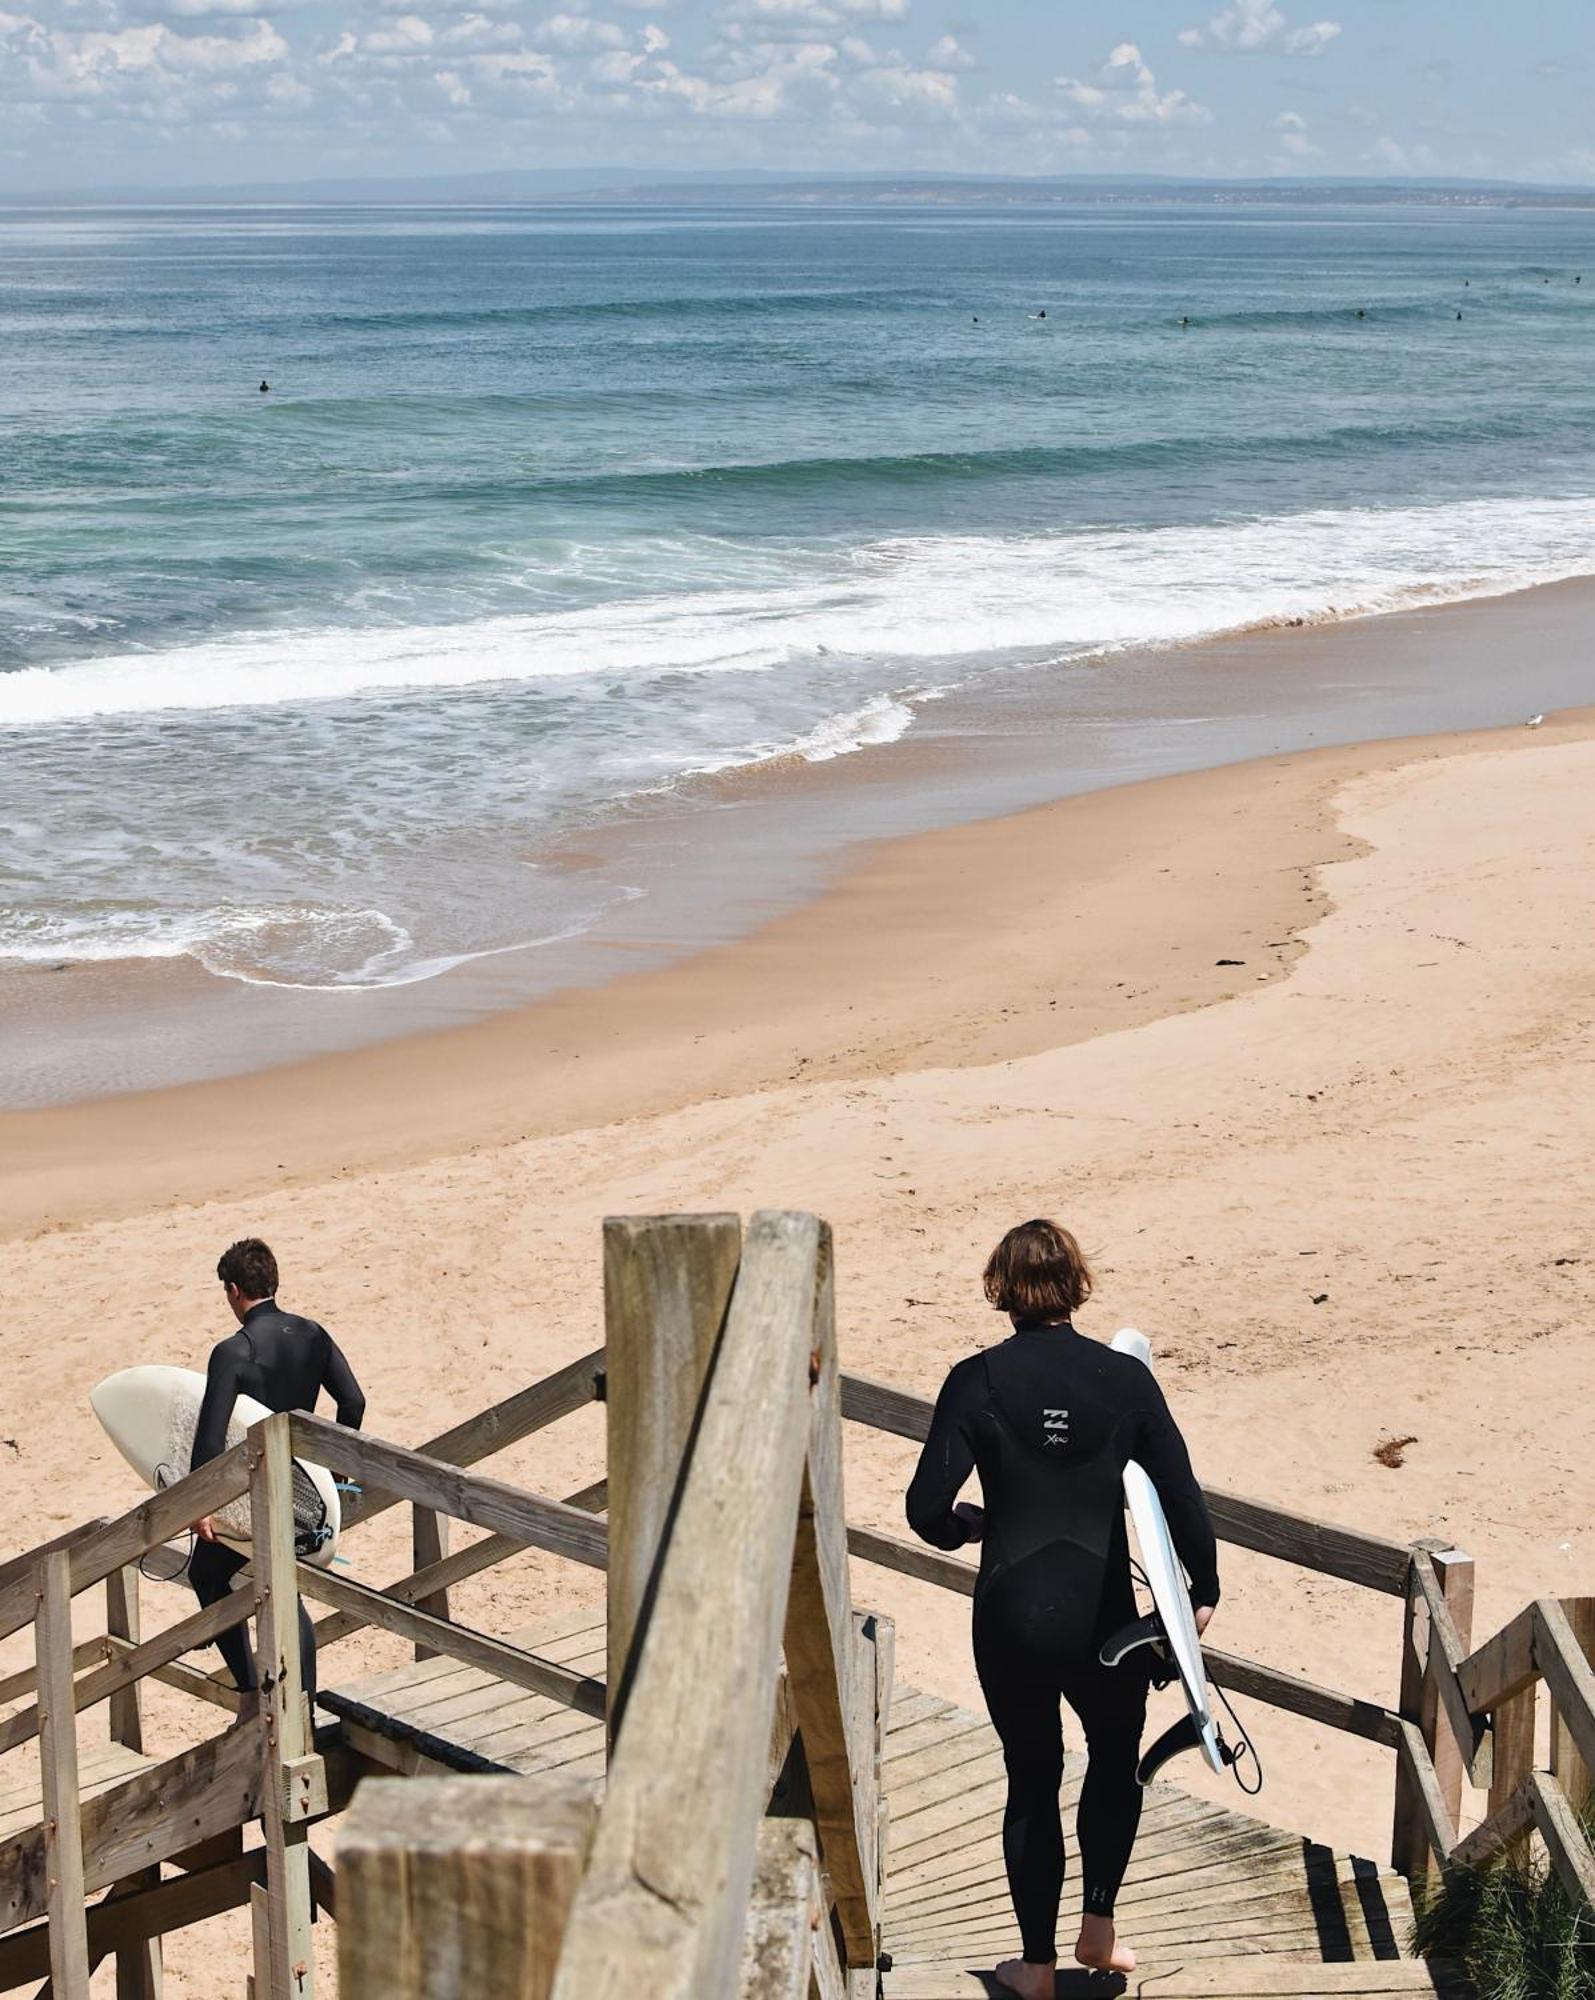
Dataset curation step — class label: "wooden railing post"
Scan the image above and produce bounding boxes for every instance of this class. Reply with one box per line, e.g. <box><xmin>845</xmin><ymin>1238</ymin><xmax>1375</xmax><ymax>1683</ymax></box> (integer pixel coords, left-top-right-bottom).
<box><xmin>1392</xmin><ymin>1541</ymin><xmax>1473</xmax><ymax>1881</ymax></box>
<box><xmin>410</xmin><ymin>1506</ymin><xmax>449</xmax><ymax>1660</ymax></box>
<box><xmin>251</xmin><ymin>1415</ymin><xmax>320</xmax><ymax>2000</ymax></box>
<box><xmin>551</xmin><ymin>1210</ymin><xmax>822</xmax><ymax>2000</ymax></box>
<box><xmin>603</xmin><ymin>1212</ymin><xmax>741</xmax><ymax>1743</ymax></box>
<box><xmin>37</xmin><ymin>1547</ymin><xmax>92</xmax><ymax>1999</ymax></box>
<box><xmin>1549</xmin><ymin>1597</ymin><xmax>1595</xmax><ymax>1811</ymax></box>
<box><xmin>104</xmin><ymin>1563</ymin><xmax>164</xmax><ymax>2000</ymax></box>
<box><xmin>338</xmin><ymin>1776</ymin><xmax>594</xmax><ymax>1999</ymax></box>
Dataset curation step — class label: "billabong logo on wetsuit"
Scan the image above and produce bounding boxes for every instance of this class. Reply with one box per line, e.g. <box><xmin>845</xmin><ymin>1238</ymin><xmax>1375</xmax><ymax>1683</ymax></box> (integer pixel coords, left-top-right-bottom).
<box><xmin>1043</xmin><ymin>1408</ymin><xmax>1069</xmax><ymax>1447</ymax></box>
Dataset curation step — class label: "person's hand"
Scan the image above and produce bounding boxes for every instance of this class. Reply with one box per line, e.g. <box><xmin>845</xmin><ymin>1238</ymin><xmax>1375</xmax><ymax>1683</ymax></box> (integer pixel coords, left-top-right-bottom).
<box><xmin>953</xmin><ymin>1501</ymin><xmax>985</xmax><ymax>1543</ymax></box>
<box><xmin>192</xmin><ymin>1516</ymin><xmax>217</xmax><ymax>1543</ymax></box>
<box><xmin>1193</xmin><ymin>1604</ymin><xmax>1216</xmax><ymax>1637</ymax></box>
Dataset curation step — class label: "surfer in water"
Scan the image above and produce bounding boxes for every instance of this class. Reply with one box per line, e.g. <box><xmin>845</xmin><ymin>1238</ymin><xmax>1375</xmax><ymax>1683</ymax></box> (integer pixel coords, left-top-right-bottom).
<box><xmin>188</xmin><ymin>1237</ymin><xmax>366</xmax><ymax>1710</ymax></box>
<box><xmin>906</xmin><ymin>1220</ymin><xmax>1219</xmax><ymax>1995</ymax></box>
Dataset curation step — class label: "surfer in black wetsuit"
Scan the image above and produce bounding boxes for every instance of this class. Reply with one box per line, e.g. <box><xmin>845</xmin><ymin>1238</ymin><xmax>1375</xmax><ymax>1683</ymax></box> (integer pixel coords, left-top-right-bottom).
<box><xmin>188</xmin><ymin>1237</ymin><xmax>365</xmax><ymax>1709</ymax></box>
<box><xmin>906</xmin><ymin>1220</ymin><xmax>1219</xmax><ymax>1997</ymax></box>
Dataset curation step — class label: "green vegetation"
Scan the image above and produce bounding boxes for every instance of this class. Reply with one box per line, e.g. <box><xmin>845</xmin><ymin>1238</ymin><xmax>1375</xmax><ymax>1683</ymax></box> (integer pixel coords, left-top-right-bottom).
<box><xmin>1412</xmin><ymin>1822</ymin><xmax>1595</xmax><ymax>2000</ymax></box>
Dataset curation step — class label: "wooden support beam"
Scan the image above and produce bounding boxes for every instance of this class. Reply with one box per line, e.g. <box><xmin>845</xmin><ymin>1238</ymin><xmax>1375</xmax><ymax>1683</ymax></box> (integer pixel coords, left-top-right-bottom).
<box><xmin>846</xmin><ymin>1525</ymin><xmax>975</xmax><ymax>1596</ymax></box>
<box><xmin>783</xmin><ymin>1224</ymin><xmax>877</xmax><ymax>1970</ymax></box>
<box><xmin>290</xmin><ymin>1417</ymin><xmax>608</xmax><ymax>1575</ymax></box>
<box><xmin>1530</xmin><ymin>1769</ymin><xmax>1595</xmax><ymax>1912</ymax></box>
<box><xmin>339</xmin><ymin>1348</ymin><xmax>605</xmax><ymax>1531</ymax></box>
<box><xmin>410</xmin><ymin>1508</ymin><xmax>450</xmax><ymax>1661</ymax></box>
<box><xmin>1540</xmin><ymin>1597</ymin><xmax>1595</xmax><ymax>1810</ymax></box>
<box><xmin>603</xmin><ymin>1212</ymin><xmax>740</xmax><ymax>1741</ymax></box>
<box><xmin>311</xmin><ymin>1475</ymin><xmax>609</xmax><ymax>1655</ymax></box>
<box><xmin>550</xmin><ymin>1211</ymin><xmax>822</xmax><ymax>2000</ymax></box>
<box><xmin>296</xmin><ymin>1564</ymin><xmax>606</xmax><ymax>1719</ymax></box>
<box><xmin>142</xmin><ymin>1656</ymin><xmax>242</xmax><ymax>1716</ymax></box>
<box><xmin>737</xmin><ymin>1818</ymin><xmax>822</xmax><ymax>1999</ymax></box>
<box><xmin>1456</xmin><ymin>1600</ymin><xmax>1537</xmax><ymax>1714</ymax></box>
<box><xmin>1449</xmin><ymin>1776</ymin><xmax>1535</xmax><ymax>1872</ymax></box>
<box><xmin>337</xmin><ymin>1776</ymin><xmax>595</xmax><ymax>2000</ymax></box>
<box><xmin>1393</xmin><ymin>1720</ymin><xmax>1457</xmax><ymax>1869</ymax></box>
<box><xmin>839</xmin><ymin>1373</ymin><xmax>1413</xmax><ymax>1592</ymax></box>
<box><xmin>1410</xmin><ymin>1550</ymin><xmax>1488</xmax><ymax>1789</ymax></box>
<box><xmin>1485</xmin><ymin>1680</ymin><xmax>1536</xmax><ymax>1864</ymax></box>
<box><xmin>37</xmin><ymin>1549</ymin><xmax>91</xmax><ymax>2000</ymax></box>
<box><xmin>103</xmin><ymin>1568</ymin><xmax>144</xmax><ymax>1755</ymax></box>
<box><xmin>2</xmin><ymin>1591</ymin><xmax>254</xmax><ymax>1756</ymax></box>
<box><xmin>0</xmin><ymin>1637</ymin><xmax>106</xmax><ymax>1709</ymax></box>
<box><xmin>0</xmin><ymin>1854</ymin><xmax>266</xmax><ymax>1990</ymax></box>
<box><xmin>0</xmin><ymin>1720</ymin><xmax>268</xmax><ymax>1933</ymax></box>
<box><xmin>1392</xmin><ymin>1546</ymin><xmax>1472</xmax><ymax>1882</ymax></box>
<box><xmin>251</xmin><ymin>1417</ymin><xmax>317</xmax><ymax>2000</ymax></box>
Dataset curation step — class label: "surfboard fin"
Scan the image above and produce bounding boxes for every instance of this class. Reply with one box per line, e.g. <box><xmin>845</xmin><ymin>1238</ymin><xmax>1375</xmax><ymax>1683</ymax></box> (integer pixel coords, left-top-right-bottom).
<box><xmin>1099</xmin><ymin>1612</ymin><xmax>1174</xmax><ymax>1684</ymax></box>
<box><xmin>1137</xmin><ymin>1714</ymin><xmax>1242</xmax><ymax>1787</ymax></box>
<box><xmin>1099</xmin><ymin>1611</ymin><xmax>1163</xmax><ymax>1666</ymax></box>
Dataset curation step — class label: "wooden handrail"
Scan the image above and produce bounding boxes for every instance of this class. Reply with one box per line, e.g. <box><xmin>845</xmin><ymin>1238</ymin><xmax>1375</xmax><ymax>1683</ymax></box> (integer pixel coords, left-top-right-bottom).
<box><xmin>840</xmin><ymin>1370</ymin><xmax>1412</xmax><ymax>1594</ymax></box>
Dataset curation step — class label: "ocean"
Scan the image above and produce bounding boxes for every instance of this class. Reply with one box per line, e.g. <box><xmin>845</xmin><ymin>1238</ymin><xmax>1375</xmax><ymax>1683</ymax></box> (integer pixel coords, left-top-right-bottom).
<box><xmin>3</xmin><ymin>200</ymin><xmax>1594</xmax><ymax>1004</ymax></box>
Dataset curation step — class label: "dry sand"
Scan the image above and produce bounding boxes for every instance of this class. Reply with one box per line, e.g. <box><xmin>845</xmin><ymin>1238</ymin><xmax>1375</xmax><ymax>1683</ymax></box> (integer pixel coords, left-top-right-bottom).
<box><xmin>4</xmin><ymin>708</ymin><xmax>1595</xmax><ymax>1992</ymax></box>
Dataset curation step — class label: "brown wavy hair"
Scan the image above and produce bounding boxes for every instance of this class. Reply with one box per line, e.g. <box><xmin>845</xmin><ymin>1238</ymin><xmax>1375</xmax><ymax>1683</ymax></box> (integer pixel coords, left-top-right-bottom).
<box><xmin>983</xmin><ymin>1219</ymin><xmax>1093</xmax><ymax>1320</ymax></box>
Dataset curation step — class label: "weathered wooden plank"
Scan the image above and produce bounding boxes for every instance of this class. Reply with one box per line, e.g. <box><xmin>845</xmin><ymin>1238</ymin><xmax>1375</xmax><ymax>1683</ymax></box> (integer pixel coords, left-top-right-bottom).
<box><xmin>0</xmin><ymin>1702</ymin><xmax>267</xmax><ymax>1931</ymax></box>
<box><xmin>143</xmin><ymin>1656</ymin><xmax>241</xmax><ymax>1716</ymax></box>
<box><xmin>604</xmin><ymin>1213</ymin><xmax>740</xmax><ymax>1740</ymax></box>
<box><xmin>339</xmin><ymin>1348</ymin><xmax>605</xmax><ymax>1530</ymax></box>
<box><xmin>1455</xmin><ymin>1599</ymin><xmax>1537</xmax><ymax>1714</ymax></box>
<box><xmin>1205</xmin><ymin>1647</ymin><xmax>1402</xmax><ymax>1748</ymax></box>
<box><xmin>784</xmin><ymin>1222</ymin><xmax>877</xmax><ymax>1970</ymax></box>
<box><xmin>291</xmin><ymin>1416</ymin><xmax>609</xmax><ymax>1574</ymax></box>
<box><xmin>1483</xmin><ymin>1680</ymin><xmax>1535</xmax><ymax>1864</ymax></box>
<box><xmin>338</xmin><ymin>1775</ymin><xmax>595</xmax><ymax>2000</ymax></box>
<box><xmin>252</xmin><ymin>1417</ymin><xmax>316</xmax><ymax>1999</ymax></box>
<box><xmin>38</xmin><ymin>1549</ymin><xmax>91</xmax><ymax>1998</ymax></box>
<box><xmin>410</xmin><ymin>1507</ymin><xmax>450</xmax><ymax>1659</ymax></box>
<box><xmin>840</xmin><ymin>1374</ymin><xmax>1412</xmax><ymax>1591</ymax></box>
<box><xmin>737</xmin><ymin>1818</ymin><xmax>820</xmax><ymax>2000</ymax></box>
<box><xmin>0</xmin><ymin>1637</ymin><xmax>107</xmax><ymax>1709</ymax></box>
<box><xmin>0</xmin><ymin>1452</ymin><xmax>248</xmax><ymax>1644</ymax></box>
<box><xmin>1538</xmin><ymin>1597</ymin><xmax>1595</xmax><ymax>1807</ymax></box>
<box><xmin>0</xmin><ymin>1591</ymin><xmax>254</xmax><ymax>1756</ymax></box>
<box><xmin>1409</xmin><ymin>1550</ymin><xmax>1487</xmax><ymax>1793</ymax></box>
<box><xmin>549</xmin><ymin>1210</ymin><xmax>821</xmax><ymax>2000</ymax></box>
<box><xmin>1394</xmin><ymin>1721</ymin><xmax>1456</xmax><ymax>1867</ymax></box>
<box><xmin>104</xmin><ymin>1567</ymin><xmax>161</xmax><ymax>2000</ymax></box>
<box><xmin>0</xmin><ymin>1854</ymin><xmax>263</xmax><ymax>1989</ymax></box>
<box><xmin>298</xmin><ymin>1565</ymin><xmax>606</xmax><ymax>1719</ymax></box>
<box><xmin>1448</xmin><ymin>1776</ymin><xmax>1535</xmax><ymax>1871</ymax></box>
<box><xmin>1530</xmin><ymin>1769</ymin><xmax>1595</xmax><ymax>1911</ymax></box>
<box><xmin>847</xmin><ymin>1525</ymin><xmax>975</xmax><ymax>1596</ymax></box>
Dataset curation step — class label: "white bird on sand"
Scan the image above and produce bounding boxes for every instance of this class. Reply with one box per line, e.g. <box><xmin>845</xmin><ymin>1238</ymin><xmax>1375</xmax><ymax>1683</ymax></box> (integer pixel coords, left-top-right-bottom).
<box><xmin>1527</xmin><ymin>714</ymin><xmax>1545</xmax><ymax>728</ymax></box>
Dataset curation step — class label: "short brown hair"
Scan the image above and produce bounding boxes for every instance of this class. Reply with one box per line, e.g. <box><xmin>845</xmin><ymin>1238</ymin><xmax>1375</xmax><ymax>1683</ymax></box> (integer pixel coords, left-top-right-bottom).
<box><xmin>983</xmin><ymin>1219</ymin><xmax>1093</xmax><ymax>1320</ymax></box>
<box><xmin>217</xmin><ymin>1238</ymin><xmax>278</xmax><ymax>1300</ymax></box>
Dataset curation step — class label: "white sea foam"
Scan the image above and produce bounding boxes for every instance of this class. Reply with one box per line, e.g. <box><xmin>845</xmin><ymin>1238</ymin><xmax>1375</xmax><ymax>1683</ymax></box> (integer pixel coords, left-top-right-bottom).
<box><xmin>6</xmin><ymin>495</ymin><xmax>1595</xmax><ymax>730</ymax></box>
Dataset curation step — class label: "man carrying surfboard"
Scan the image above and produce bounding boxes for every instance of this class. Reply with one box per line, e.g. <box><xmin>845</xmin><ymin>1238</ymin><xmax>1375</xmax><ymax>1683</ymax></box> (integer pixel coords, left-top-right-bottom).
<box><xmin>906</xmin><ymin>1219</ymin><xmax>1219</xmax><ymax>1996</ymax></box>
<box><xmin>188</xmin><ymin>1237</ymin><xmax>366</xmax><ymax>1711</ymax></box>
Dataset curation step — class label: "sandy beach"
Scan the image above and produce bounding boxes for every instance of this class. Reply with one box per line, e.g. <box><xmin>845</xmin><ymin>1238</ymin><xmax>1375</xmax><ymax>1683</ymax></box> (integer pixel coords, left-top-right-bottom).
<box><xmin>4</xmin><ymin>694</ymin><xmax>1595</xmax><ymax>1992</ymax></box>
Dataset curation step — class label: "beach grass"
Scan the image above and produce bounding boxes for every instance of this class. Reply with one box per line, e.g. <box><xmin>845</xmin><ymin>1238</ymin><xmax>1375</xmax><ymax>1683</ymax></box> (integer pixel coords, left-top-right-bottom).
<box><xmin>1412</xmin><ymin>1808</ymin><xmax>1595</xmax><ymax>2000</ymax></box>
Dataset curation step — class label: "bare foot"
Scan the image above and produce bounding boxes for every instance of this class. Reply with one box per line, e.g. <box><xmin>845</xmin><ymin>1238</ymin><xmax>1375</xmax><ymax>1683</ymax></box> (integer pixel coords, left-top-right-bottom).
<box><xmin>994</xmin><ymin>1957</ymin><xmax>1057</xmax><ymax>1999</ymax></box>
<box><xmin>1074</xmin><ymin>1914</ymin><xmax>1136</xmax><ymax>1974</ymax></box>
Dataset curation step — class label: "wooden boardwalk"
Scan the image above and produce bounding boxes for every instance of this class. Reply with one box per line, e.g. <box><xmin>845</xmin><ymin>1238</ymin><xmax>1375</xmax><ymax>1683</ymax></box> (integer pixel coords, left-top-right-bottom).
<box><xmin>322</xmin><ymin>1616</ymin><xmax>1464</xmax><ymax>1998</ymax></box>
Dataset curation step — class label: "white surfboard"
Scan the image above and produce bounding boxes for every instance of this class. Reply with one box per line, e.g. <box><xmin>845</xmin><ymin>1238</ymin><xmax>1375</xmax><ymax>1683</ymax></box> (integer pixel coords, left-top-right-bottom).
<box><xmin>91</xmin><ymin>1365</ymin><xmax>341</xmax><ymax>1566</ymax></box>
<box><xmin>1106</xmin><ymin>1329</ymin><xmax>1224</xmax><ymax>1778</ymax></box>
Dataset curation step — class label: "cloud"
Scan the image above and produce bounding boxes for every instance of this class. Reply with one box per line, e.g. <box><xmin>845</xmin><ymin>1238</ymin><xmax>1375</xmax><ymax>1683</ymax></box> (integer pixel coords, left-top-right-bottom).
<box><xmin>535</xmin><ymin>10</ymin><xmax>624</xmax><ymax>51</ymax></box>
<box><xmin>1054</xmin><ymin>41</ymin><xmax>1211</xmax><ymax>127</ymax></box>
<box><xmin>1368</xmin><ymin>134</ymin><xmax>1433</xmax><ymax>170</ymax></box>
<box><xmin>1180</xmin><ymin>1</ymin><xmax>1341</xmax><ymax>57</ymax></box>
<box><xmin>924</xmin><ymin>32</ymin><xmax>970</xmax><ymax>71</ymax></box>
<box><xmin>717</xmin><ymin>0</ymin><xmax>908</xmax><ymax>25</ymax></box>
<box><xmin>1273</xmin><ymin>107</ymin><xmax>1317</xmax><ymax>156</ymax></box>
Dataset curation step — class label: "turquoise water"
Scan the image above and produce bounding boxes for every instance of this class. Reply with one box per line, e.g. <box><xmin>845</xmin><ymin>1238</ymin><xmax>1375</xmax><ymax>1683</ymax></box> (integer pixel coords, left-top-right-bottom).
<box><xmin>2</xmin><ymin>201</ymin><xmax>1594</xmax><ymax>987</ymax></box>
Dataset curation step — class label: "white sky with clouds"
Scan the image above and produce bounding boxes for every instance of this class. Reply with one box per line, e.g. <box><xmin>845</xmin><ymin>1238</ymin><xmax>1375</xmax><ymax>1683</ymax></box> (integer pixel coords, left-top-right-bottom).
<box><xmin>1</xmin><ymin>0</ymin><xmax>1591</xmax><ymax>193</ymax></box>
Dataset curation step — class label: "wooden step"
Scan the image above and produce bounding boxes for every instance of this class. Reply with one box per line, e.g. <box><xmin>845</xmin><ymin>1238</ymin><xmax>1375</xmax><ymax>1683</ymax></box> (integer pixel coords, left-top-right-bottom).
<box><xmin>879</xmin><ymin>1952</ymin><xmax>1469</xmax><ymax>1996</ymax></box>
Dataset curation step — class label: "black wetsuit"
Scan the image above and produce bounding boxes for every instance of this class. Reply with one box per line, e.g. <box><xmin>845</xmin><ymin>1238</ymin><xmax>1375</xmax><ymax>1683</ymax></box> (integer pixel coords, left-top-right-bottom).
<box><xmin>188</xmin><ymin>1300</ymin><xmax>365</xmax><ymax>1697</ymax></box>
<box><xmin>906</xmin><ymin>1320</ymin><xmax>1219</xmax><ymax>1961</ymax></box>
